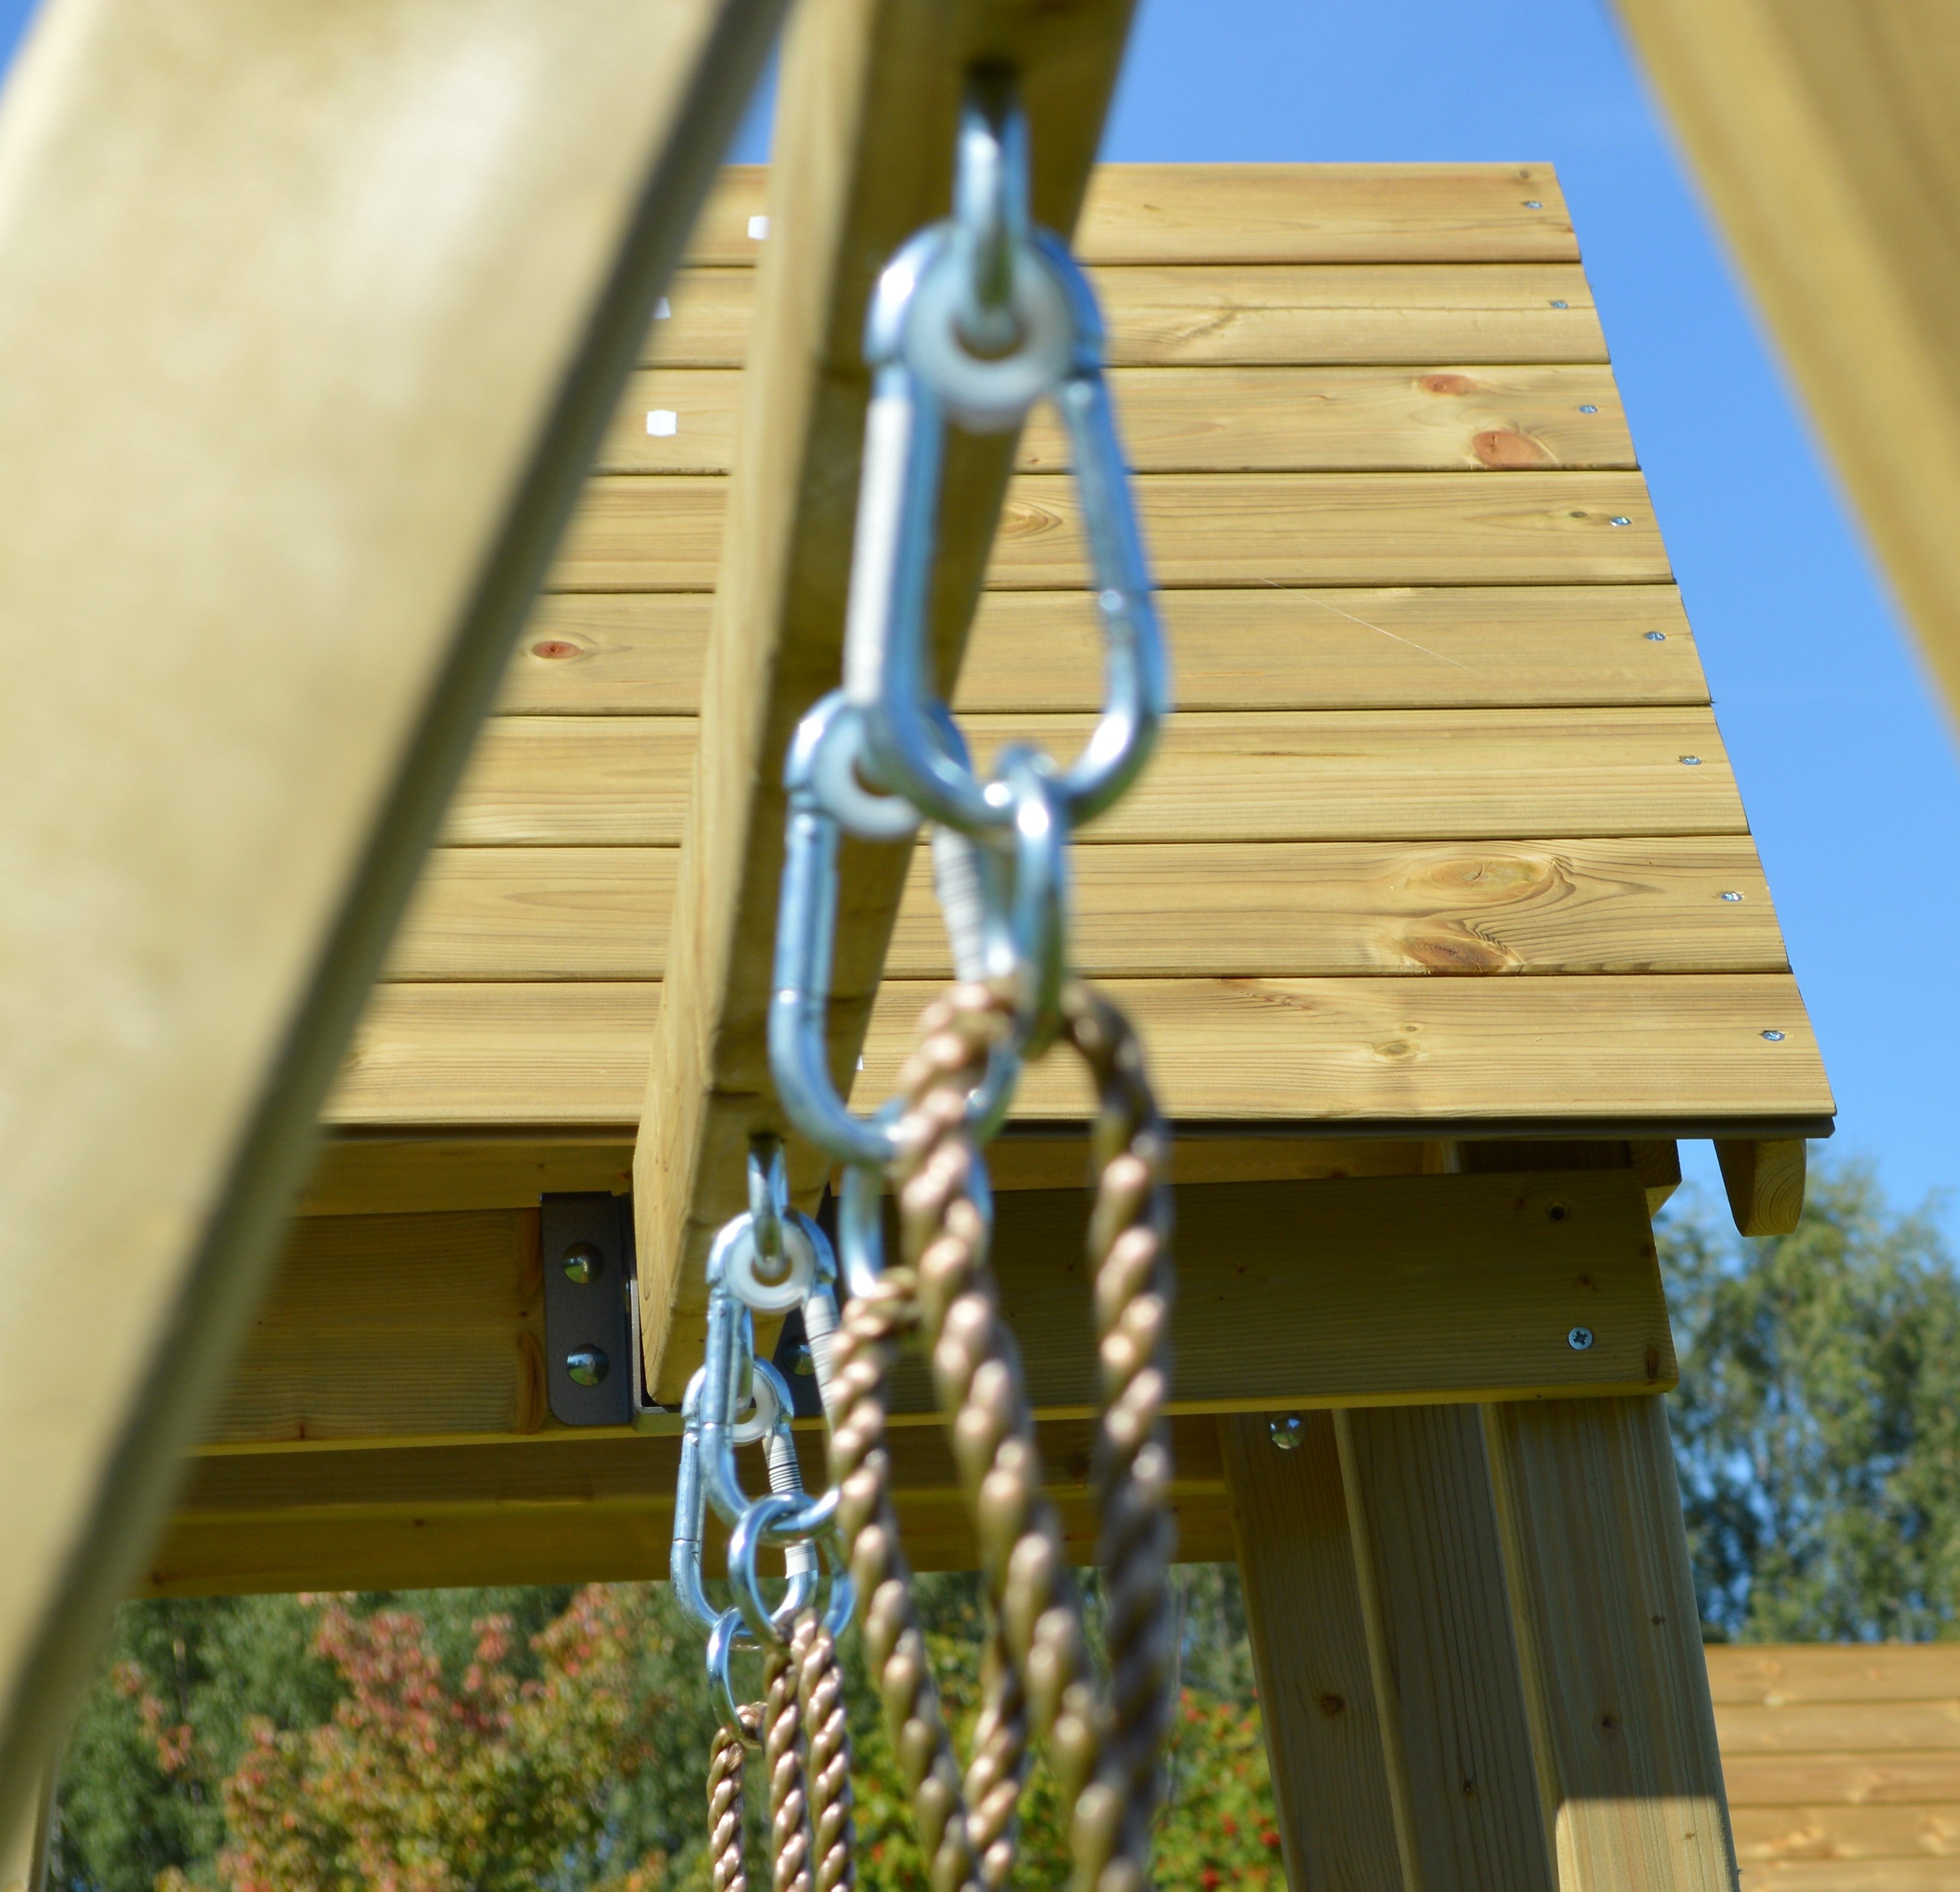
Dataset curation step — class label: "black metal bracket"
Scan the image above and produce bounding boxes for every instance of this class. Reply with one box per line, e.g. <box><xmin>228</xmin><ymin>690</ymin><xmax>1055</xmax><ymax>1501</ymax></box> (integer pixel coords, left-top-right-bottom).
<box><xmin>539</xmin><ymin>1192</ymin><xmax>636</xmax><ymax>1427</ymax></box>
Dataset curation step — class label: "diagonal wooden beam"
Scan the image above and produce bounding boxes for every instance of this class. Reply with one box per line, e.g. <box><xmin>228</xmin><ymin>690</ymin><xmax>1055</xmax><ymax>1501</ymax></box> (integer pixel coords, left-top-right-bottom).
<box><xmin>0</xmin><ymin>0</ymin><xmax>778</xmax><ymax>1821</ymax></box>
<box><xmin>633</xmin><ymin>0</ymin><xmax>1139</xmax><ymax>1399</ymax></box>
<box><xmin>1608</xmin><ymin>2</ymin><xmax>1960</xmax><ymax>730</ymax></box>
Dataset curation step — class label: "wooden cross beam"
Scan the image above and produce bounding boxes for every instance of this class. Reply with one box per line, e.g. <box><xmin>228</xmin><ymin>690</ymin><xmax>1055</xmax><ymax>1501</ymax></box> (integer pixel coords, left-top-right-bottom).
<box><xmin>630</xmin><ymin>0</ymin><xmax>1140</xmax><ymax>1399</ymax></box>
<box><xmin>0</xmin><ymin>0</ymin><xmax>778</xmax><ymax>1821</ymax></box>
<box><xmin>1609</xmin><ymin>2</ymin><xmax>1960</xmax><ymax>734</ymax></box>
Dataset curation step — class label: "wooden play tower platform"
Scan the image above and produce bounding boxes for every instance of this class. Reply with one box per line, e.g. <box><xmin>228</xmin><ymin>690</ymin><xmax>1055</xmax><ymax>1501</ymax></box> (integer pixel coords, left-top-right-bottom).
<box><xmin>170</xmin><ymin>162</ymin><xmax>1824</xmax><ymax>1889</ymax></box>
<box><xmin>20</xmin><ymin>4</ymin><xmax>1935</xmax><ymax>1890</ymax></box>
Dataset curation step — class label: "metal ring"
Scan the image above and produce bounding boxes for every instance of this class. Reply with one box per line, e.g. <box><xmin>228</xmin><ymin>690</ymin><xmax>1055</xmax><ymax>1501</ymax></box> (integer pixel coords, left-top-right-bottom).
<box><xmin>730</xmin><ymin>1357</ymin><xmax>787</xmax><ymax>1446</ymax></box>
<box><xmin>729</xmin><ymin>1493</ymin><xmax>803</xmax><ymax>1643</ymax></box>
<box><xmin>1002</xmin><ymin>753</ymin><xmax>1070</xmax><ymax>1051</ymax></box>
<box><xmin>806</xmin><ymin>694</ymin><xmax>920</xmax><ymax>842</ymax></box>
<box><xmin>706</xmin><ymin>1609</ymin><xmax>760</xmax><ymax>1741</ymax></box>
<box><xmin>712</xmin><ymin>1213</ymin><xmax>816</xmax><ymax>1316</ymax></box>
<box><xmin>903</xmin><ymin>235</ymin><xmax>1073</xmax><ymax>432</ymax></box>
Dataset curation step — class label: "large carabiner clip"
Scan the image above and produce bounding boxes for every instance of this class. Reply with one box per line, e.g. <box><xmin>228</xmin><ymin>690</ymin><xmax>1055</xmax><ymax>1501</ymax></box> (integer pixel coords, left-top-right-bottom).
<box><xmin>839</xmin><ymin>95</ymin><xmax>1169</xmax><ymax>840</ymax></box>
<box><xmin>770</xmin><ymin>691</ymin><xmax>1021</xmax><ymax>1165</ymax></box>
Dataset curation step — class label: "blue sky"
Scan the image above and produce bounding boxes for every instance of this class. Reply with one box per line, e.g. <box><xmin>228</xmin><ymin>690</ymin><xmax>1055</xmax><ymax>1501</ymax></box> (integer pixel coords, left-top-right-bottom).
<box><xmin>4</xmin><ymin>1</ymin><xmax>1952</xmax><ymax>1234</ymax></box>
<box><xmin>1091</xmin><ymin>4</ymin><xmax>1960</xmax><ymax>1236</ymax></box>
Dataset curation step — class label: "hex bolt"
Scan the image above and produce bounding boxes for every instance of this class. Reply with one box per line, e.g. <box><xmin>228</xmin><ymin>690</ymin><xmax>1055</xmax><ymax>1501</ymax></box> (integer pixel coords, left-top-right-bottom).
<box><xmin>1567</xmin><ymin>1326</ymin><xmax>1595</xmax><ymax>1351</ymax></box>
<box><xmin>566</xmin><ymin>1345</ymin><xmax>610</xmax><ymax>1386</ymax></box>
<box><xmin>1269</xmin><ymin>1414</ymin><xmax>1306</xmax><ymax>1451</ymax></box>
<box><xmin>1762</xmin><ymin>1029</ymin><xmax>1786</xmax><ymax>1042</ymax></box>
<box><xmin>562</xmin><ymin>1241</ymin><xmax>603</xmax><ymax>1285</ymax></box>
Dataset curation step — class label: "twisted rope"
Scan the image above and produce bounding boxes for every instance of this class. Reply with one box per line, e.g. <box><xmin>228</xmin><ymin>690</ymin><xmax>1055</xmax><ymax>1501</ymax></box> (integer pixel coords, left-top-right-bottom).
<box><xmin>825</xmin><ymin>975</ymin><xmax>1174</xmax><ymax>1892</ymax></box>
<box><xmin>765</xmin><ymin>1637</ymin><xmax>813</xmax><ymax>1892</ymax></box>
<box><xmin>709</xmin><ymin>1705</ymin><xmax>763</xmax><ymax>1892</ymax></box>
<box><xmin>798</xmin><ymin>1614</ymin><xmax>857</xmax><ymax>1892</ymax></box>
<box><xmin>1061</xmin><ymin>982</ymin><xmax>1177</xmax><ymax>1892</ymax></box>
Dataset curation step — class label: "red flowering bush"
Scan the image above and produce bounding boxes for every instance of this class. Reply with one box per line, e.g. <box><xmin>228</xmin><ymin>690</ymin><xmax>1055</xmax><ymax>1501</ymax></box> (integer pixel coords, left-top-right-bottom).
<box><xmin>105</xmin><ymin>1580</ymin><xmax>1279</xmax><ymax>1892</ymax></box>
<box><xmin>137</xmin><ymin>1590</ymin><xmax>675</xmax><ymax>1892</ymax></box>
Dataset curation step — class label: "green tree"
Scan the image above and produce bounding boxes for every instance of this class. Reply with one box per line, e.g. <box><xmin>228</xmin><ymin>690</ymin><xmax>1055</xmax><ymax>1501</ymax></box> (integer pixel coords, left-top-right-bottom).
<box><xmin>57</xmin><ymin>1568</ymin><xmax>1274</xmax><ymax>1892</ymax></box>
<box><xmin>1661</xmin><ymin>1155</ymin><xmax>1960</xmax><ymax>1641</ymax></box>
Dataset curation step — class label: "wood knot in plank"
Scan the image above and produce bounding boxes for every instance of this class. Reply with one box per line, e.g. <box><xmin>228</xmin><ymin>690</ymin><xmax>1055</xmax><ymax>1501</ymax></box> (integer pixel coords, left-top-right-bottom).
<box><xmin>1473</xmin><ymin>427</ymin><xmax>1556</xmax><ymax>468</ymax></box>
<box><xmin>1398</xmin><ymin>924</ymin><xmax>1520</xmax><ymax>975</ymax></box>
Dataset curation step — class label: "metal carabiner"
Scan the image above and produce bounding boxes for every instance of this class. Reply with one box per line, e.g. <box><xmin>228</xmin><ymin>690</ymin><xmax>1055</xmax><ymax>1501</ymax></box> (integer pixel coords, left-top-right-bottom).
<box><xmin>840</xmin><ymin>124</ymin><xmax>1168</xmax><ymax>837</ymax></box>
<box><xmin>771</xmin><ymin>692</ymin><xmax>1021</xmax><ymax>1166</ymax></box>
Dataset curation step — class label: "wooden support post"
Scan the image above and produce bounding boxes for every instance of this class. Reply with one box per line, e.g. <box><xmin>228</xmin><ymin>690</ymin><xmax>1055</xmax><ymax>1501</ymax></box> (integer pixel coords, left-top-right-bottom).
<box><xmin>0</xmin><ymin>1762</ymin><xmax>54</xmax><ymax>1892</ymax></box>
<box><xmin>632</xmin><ymin>0</ymin><xmax>1139</xmax><ymax>1397</ymax></box>
<box><xmin>1337</xmin><ymin>1404</ymin><xmax>1558</xmax><ymax>1892</ymax></box>
<box><xmin>1714</xmin><ymin>1138</ymin><xmax>1806</xmax><ymax>1236</ymax></box>
<box><xmin>1484</xmin><ymin>1396</ymin><xmax>1740</xmax><ymax>1891</ymax></box>
<box><xmin>1608</xmin><ymin>3</ymin><xmax>1960</xmax><ymax>734</ymax></box>
<box><xmin>0</xmin><ymin>0</ymin><xmax>776</xmax><ymax>1818</ymax></box>
<box><xmin>1222</xmin><ymin>1413</ymin><xmax>1403</xmax><ymax>1892</ymax></box>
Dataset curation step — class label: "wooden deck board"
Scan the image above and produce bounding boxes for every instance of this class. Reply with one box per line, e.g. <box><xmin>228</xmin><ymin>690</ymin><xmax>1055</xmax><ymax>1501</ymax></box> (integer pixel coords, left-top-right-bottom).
<box><xmin>441</xmin><ymin>708</ymin><xmax>1744</xmax><ymax>846</ymax></box>
<box><xmin>327</xmin><ymin>974</ymin><xmax>1830</xmax><ymax>1129</ymax></box>
<box><xmin>554</xmin><ymin>470</ymin><xmax>1670</xmax><ymax>590</ymax></box>
<box><xmin>389</xmin><ymin>837</ymin><xmax>1785</xmax><ymax>981</ymax></box>
<box><xmin>687</xmin><ymin>163</ymin><xmax>1582</xmax><ymax>265</ymax></box>
<box><xmin>328</xmin><ymin>161</ymin><xmax>1822</xmax><ymax>1161</ymax></box>
<box><xmin>602</xmin><ymin>364</ymin><xmax>1634</xmax><ymax>474</ymax></box>
<box><xmin>643</xmin><ymin>262</ymin><xmax>1611</xmax><ymax>368</ymax></box>
<box><xmin>508</xmin><ymin>584</ymin><xmax>1705</xmax><ymax>715</ymax></box>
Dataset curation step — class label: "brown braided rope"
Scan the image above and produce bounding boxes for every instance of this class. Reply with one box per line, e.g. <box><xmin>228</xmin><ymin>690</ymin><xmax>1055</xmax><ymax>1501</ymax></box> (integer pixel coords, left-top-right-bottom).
<box><xmin>765</xmin><ymin>1637</ymin><xmax>814</xmax><ymax>1892</ymax></box>
<box><xmin>826</xmin><ymin>975</ymin><xmax>1174</xmax><ymax>1892</ymax></box>
<box><xmin>708</xmin><ymin>1705</ymin><xmax>763</xmax><ymax>1892</ymax></box>
<box><xmin>798</xmin><ymin>1613</ymin><xmax>857</xmax><ymax>1892</ymax></box>
<box><xmin>1062</xmin><ymin>981</ymin><xmax>1177</xmax><ymax>1892</ymax></box>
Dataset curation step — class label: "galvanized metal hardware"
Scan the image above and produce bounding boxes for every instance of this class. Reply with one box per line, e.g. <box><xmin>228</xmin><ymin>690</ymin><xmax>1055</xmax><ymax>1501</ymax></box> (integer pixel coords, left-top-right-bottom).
<box><xmin>1568</xmin><ymin>1325</ymin><xmax>1596</xmax><ymax>1351</ymax></box>
<box><xmin>683</xmin><ymin>74</ymin><xmax>1174</xmax><ymax>1892</ymax></box>
<box><xmin>669</xmin><ymin>1144</ymin><xmax>851</xmax><ymax>1734</ymax></box>
<box><xmin>769</xmin><ymin>71</ymin><xmax>1168</xmax><ymax>1166</ymax></box>
<box><xmin>539</xmin><ymin>1193</ymin><xmax>636</xmax><ymax>1427</ymax></box>
<box><xmin>1270</xmin><ymin>1413</ymin><xmax>1306</xmax><ymax>1450</ymax></box>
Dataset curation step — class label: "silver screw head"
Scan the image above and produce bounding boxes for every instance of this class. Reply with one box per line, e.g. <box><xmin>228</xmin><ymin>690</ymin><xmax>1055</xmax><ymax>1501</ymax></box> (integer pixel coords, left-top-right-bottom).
<box><xmin>1720</xmin><ymin>890</ymin><xmax>1744</xmax><ymax>902</ymax></box>
<box><xmin>1269</xmin><ymin>1414</ymin><xmax>1306</xmax><ymax>1451</ymax></box>
<box><xmin>1579</xmin><ymin>404</ymin><xmax>1598</xmax><ymax>414</ymax></box>
<box><xmin>1610</xmin><ymin>515</ymin><xmax>1632</xmax><ymax>526</ymax></box>
<box><xmin>1680</xmin><ymin>754</ymin><xmax>1702</xmax><ymax>766</ymax></box>
<box><xmin>1762</xmin><ymin>1029</ymin><xmax>1786</xmax><ymax>1042</ymax></box>
<box><xmin>792</xmin><ymin>1345</ymin><xmax>817</xmax><ymax>1377</ymax></box>
<box><xmin>1523</xmin><ymin>199</ymin><xmax>1543</xmax><ymax>208</ymax></box>
<box><xmin>1645</xmin><ymin>630</ymin><xmax>1667</xmax><ymax>641</ymax></box>
<box><xmin>1550</xmin><ymin>299</ymin><xmax>1569</xmax><ymax>308</ymax></box>
<box><xmin>566</xmin><ymin>1345</ymin><xmax>610</xmax><ymax>1387</ymax></box>
<box><xmin>562</xmin><ymin>1241</ymin><xmax>603</xmax><ymax>1285</ymax></box>
<box><xmin>1567</xmin><ymin>1326</ymin><xmax>1595</xmax><ymax>1351</ymax></box>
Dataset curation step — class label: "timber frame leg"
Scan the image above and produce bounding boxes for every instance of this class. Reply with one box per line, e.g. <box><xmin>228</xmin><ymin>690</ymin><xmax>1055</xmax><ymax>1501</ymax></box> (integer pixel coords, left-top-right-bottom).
<box><xmin>1</xmin><ymin>1762</ymin><xmax>54</xmax><ymax>1892</ymax></box>
<box><xmin>1227</xmin><ymin>1396</ymin><xmax>1738</xmax><ymax>1892</ymax></box>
